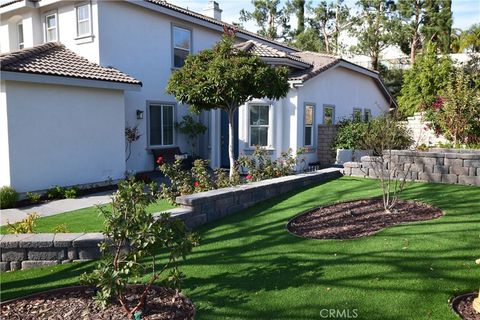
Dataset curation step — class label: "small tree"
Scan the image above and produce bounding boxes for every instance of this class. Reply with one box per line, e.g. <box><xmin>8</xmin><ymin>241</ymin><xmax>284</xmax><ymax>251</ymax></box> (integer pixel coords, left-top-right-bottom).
<box><xmin>125</xmin><ymin>125</ymin><xmax>141</xmax><ymax>162</ymax></box>
<box><xmin>359</xmin><ymin>115</ymin><xmax>413</xmax><ymax>213</ymax></box>
<box><xmin>167</xmin><ymin>29</ymin><xmax>290</xmax><ymax>178</ymax></box>
<box><xmin>425</xmin><ymin>70</ymin><xmax>480</xmax><ymax>145</ymax></box>
<box><xmin>175</xmin><ymin>115</ymin><xmax>207</xmax><ymax>157</ymax></box>
<box><xmin>81</xmin><ymin>179</ymin><xmax>198</xmax><ymax>319</ymax></box>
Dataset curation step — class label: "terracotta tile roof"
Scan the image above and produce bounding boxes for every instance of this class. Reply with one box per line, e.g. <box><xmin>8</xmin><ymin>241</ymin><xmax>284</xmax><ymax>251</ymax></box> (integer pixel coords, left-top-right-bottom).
<box><xmin>0</xmin><ymin>0</ymin><xmax>22</xmax><ymax>8</ymax></box>
<box><xmin>289</xmin><ymin>51</ymin><xmax>341</xmax><ymax>81</ymax></box>
<box><xmin>234</xmin><ymin>40</ymin><xmax>311</xmax><ymax>66</ymax></box>
<box><xmin>0</xmin><ymin>42</ymin><xmax>141</xmax><ymax>85</ymax></box>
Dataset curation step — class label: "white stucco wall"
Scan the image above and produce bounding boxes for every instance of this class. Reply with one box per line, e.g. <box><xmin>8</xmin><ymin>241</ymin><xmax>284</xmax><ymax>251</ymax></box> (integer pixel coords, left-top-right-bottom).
<box><xmin>296</xmin><ymin>66</ymin><xmax>390</xmax><ymax>164</ymax></box>
<box><xmin>97</xmin><ymin>0</ymin><xmax>227</xmax><ymax>171</ymax></box>
<box><xmin>4</xmin><ymin>81</ymin><xmax>125</xmax><ymax>192</ymax></box>
<box><xmin>0</xmin><ymin>81</ymin><xmax>10</xmax><ymax>187</ymax></box>
<box><xmin>0</xmin><ymin>0</ymin><xmax>100</xmax><ymax>61</ymax></box>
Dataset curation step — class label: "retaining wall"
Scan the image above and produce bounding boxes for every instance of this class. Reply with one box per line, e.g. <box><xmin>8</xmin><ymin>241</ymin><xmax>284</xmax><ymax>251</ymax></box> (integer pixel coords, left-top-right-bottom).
<box><xmin>0</xmin><ymin>233</ymin><xmax>104</xmax><ymax>272</ymax></box>
<box><xmin>343</xmin><ymin>150</ymin><xmax>480</xmax><ymax>186</ymax></box>
<box><xmin>0</xmin><ymin>168</ymin><xmax>342</xmax><ymax>271</ymax></box>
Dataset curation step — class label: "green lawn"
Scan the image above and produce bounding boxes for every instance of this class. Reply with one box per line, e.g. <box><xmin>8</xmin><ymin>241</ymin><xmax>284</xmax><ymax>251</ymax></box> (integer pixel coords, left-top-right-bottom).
<box><xmin>1</xmin><ymin>177</ymin><xmax>479</xmax><ymax>320</ymax></box>
<box><xmin>0</xmin><ymin>200</ymin><xmax>174</xmax><ymax>234</ymax></box>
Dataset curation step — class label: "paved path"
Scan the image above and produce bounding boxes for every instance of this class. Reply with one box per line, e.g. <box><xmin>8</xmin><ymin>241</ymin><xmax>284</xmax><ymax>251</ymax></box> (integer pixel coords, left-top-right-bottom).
<box><xmin>0</xmin><ymin>191</ymin><xmax>113</xmax><ymax>226</ymax></box>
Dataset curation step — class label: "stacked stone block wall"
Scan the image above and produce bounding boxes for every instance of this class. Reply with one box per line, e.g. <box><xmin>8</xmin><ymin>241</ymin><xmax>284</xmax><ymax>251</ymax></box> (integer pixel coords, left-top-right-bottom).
<box><xmin>1</xmin><ymin>168</ymin><xmax>342</xmax><ymax>271</ymax></box>
<box><xmin>0</xmin><ymin>233</ymin><xmax>104</xmax><ymax>272</ymax></box>
<box><xmin>343</xmin><ymin>150</ymin><xmax>480</xmax><ymax>186</ymax></box>
<box><xmin>317</xmin><ymin>125</ymin><xmax>338</xmax><ymax>165</ymax></box>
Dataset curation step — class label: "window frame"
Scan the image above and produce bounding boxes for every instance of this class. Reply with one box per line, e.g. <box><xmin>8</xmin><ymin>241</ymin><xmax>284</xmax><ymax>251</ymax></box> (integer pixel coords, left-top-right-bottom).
<box><xmin>322</xmin><ymin>104</ymin><xmax>335</xmax><ymax>125</ymax></box>
<box><xmin>364</xmin><ymin>108</ymin><xmax>372</xmax><ymax>122</ymax></box>
<box><xmin>171</xmin><ymin>24</ymin><xmax>192</xmax><ymax>69</ymax></box>
<box><xmin>303</xmin><ymin>102</ymin><xmax>316</xmax><ymax>147</ymax></box>
<box><xmin>147</xmin><ymin>101</ymin><xmax>176</xmax><ymax>148</ymax></box>
<box><xmin>248</xmin><ymin>104</ymin><xmax>271</xmax><ymax>148</ymax></box>
<box><xmin>75</xmin><ymin>2</ymin><xmax>92</xmax><ymax>38</ymax></box>
<box><xmin>17</xmin><ymin>22</ymin><xmax>24</xmax><ymax>49</ymax></box>
<box><xmin>44</xmin><ymin>11</ymin><xmax>58</xmax><ymax>42</ymax></box>
<box><xmin>353</xmin><ymin>107</ymin><xmax>362</xmax><ymax>122</ymax></box>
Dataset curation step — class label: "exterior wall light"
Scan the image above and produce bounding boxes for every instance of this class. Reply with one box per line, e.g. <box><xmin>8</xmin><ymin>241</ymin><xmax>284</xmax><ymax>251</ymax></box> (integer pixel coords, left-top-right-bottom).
<box><xmin>136</xmin><ymin>110</ymin><xmax>144</xmax><ymax>120</ymax></box>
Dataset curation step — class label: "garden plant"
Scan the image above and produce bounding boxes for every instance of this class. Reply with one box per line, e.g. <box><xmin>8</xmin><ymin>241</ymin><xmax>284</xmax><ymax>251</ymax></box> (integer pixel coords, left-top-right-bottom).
<box><xmin>81</xmin><ymin>178</ymin><xmax>198</xmax><ymax>319</ymax></box>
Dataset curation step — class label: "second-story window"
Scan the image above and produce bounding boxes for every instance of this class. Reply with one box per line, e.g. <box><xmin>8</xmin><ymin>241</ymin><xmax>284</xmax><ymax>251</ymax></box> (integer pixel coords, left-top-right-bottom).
<box><xmin>76</xmin><ymin>3</ymin><xmax>91</xmax><ymax>37</ymax></box>
<box><xmin>17</xmin><ymin>23</ymin><xmax>24</xmax><ymax>49</ymax></box>
<box><xmin>45</xmin><ymin>13</ymin><xmax>58</xmax><ymax>42</ymax></box>
<box><xmin>172</xmin><ymin>26</ymin><xmax>191</xmax><ymax>68</ymax></box>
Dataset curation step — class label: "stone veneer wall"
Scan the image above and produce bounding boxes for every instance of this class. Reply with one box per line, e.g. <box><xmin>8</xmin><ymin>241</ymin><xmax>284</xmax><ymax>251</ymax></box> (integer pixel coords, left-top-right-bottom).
<box><xmin>343</xmin><ymin>150</ymin><xmax>480</xmax><ymax>186</ymax></box>
<box><xmin>317</xmin><ymin>125</ymin><xmax>338</xmax><ymax>165</ymax></box>
<box><xmin>0</xmin><ymin>168</ymin><xmax>342</xmax><ymax>271</ymax></box>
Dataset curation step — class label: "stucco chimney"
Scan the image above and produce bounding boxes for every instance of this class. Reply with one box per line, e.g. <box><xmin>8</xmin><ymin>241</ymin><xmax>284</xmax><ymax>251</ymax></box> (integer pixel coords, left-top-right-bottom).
<box><xmin>203</xmin><ymin>1</ymin><xmax>222</xmax><ymax>21</ymax></box>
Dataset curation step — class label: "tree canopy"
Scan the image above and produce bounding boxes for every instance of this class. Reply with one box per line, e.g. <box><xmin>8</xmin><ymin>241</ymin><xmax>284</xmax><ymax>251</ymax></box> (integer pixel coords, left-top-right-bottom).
<box><xmin>166</xmin><ymin>31</ymin><xmax>290</xmax><ymax>177</ymax></box>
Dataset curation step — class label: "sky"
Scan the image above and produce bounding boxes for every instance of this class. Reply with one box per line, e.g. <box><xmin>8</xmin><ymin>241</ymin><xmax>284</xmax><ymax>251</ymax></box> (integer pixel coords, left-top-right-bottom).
<box><xmin>167</xmin><ymin>0</ymin><xmax>480</xmax><ymax>31</ymax></box>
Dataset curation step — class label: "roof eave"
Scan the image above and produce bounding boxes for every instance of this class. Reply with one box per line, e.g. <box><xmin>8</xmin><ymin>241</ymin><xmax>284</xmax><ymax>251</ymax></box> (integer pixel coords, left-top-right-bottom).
<box><xmin>1</xmin><ymin>71</ymin><xmax>142</xmax><ymax>91</ymax></box>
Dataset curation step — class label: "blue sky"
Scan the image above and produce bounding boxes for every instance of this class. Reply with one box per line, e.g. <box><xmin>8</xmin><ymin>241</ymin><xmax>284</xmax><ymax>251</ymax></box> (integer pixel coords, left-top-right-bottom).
<box><xmin>168</xmin><ymin>0</ymin><xmax>479</xmax><ymax>30</ymax></box>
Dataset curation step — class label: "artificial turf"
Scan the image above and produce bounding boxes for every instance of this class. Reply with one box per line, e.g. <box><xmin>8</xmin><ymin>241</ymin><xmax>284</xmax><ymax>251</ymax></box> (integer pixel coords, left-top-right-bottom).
<box><xmin>1</xmin><ymin>177</ymin><xmax>479</xmax><ymax>320</ymax></box>
<box><xmin>0</xmin><ymin>200</ymin><xmax>174</xmax><ymax>234</ymax></box>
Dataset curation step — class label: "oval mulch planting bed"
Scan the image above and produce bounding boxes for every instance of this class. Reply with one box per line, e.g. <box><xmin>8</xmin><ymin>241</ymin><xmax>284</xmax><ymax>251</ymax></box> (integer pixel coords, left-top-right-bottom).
<box><xmin>0</xmin><ymin>285</ymin><xmax>194</xmax><ymax>320</ymax></box>
<box><xmin>287</xmin><ymin>198</ymin><xmax>443</xmax><ymax>239</ymax></box>
<box><xmin>451</xmin><ymin>292</ymin><xmax>480</xmax><ymax>320</ymax></box>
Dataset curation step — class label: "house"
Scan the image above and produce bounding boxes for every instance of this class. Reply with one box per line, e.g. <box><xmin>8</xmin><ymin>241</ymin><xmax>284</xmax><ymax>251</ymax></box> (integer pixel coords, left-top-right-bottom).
<box><xmin>0</xmin><ymin>0</ymin><xmax>394</xmax><ymax>193</ymax></box>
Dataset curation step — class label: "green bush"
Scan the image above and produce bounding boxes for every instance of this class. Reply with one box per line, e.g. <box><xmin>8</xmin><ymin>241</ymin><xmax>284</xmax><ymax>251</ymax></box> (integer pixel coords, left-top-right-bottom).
<box><xmin>332</xmin><ymin>119</ymin><xmax>369</xmax><ymax>151</ymax></box>
<box><xmin>6</xmin><ymin>213</ymin><xmax>38</xmax><ymax>233</ymax></box>
<box><xmin>45</xmin><ymin>186</ymin><xmax>65</xmax><ymax>200</ymax></box>
<box><xmin>0</xmin><ymin>186</ymin><xmax>18</xmax><ymax>209</ymax></box>
<box><xmin>63</xmin><ymin>187</ymin><xmax>79</xmax><ymax>199</ymax></box>
<box><xmin>26</xmin><ymin>192</ymin><xmax>42</xmax><ymax>204</ymax></box>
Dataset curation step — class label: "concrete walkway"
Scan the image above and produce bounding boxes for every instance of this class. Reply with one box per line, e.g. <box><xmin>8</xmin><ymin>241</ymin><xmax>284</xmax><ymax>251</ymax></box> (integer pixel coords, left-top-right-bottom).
<box><xmin>0</xmin><ymin>191</ymin><xmax>113</xmax><ymax>226</ymax></box>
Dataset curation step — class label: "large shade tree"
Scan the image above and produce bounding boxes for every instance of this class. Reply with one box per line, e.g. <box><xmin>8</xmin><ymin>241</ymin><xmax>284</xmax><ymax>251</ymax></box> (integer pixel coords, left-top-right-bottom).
<box><xmin>167</xmin><ymin>30</ymin><xmax>290</xmax><ymax>178</ymax></box>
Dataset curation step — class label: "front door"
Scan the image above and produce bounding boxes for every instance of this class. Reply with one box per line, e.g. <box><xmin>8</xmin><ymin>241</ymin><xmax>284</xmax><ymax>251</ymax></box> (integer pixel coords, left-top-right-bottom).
<box><xmin>220</xmin><ymin>110</ymin><xmax>239</xmax><ymax>168</ymax></box>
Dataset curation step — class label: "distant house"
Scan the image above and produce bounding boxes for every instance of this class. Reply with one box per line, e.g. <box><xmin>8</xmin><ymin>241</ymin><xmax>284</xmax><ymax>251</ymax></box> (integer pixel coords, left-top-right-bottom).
<box><xmin>0</xmin><ymin>0</ymin><xmax>395</xmax><ymax>193</ymax></box>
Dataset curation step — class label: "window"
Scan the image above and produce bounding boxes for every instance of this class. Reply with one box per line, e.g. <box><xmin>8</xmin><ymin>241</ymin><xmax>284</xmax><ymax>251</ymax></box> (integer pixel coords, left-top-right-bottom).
<box><xmin>17</xmin><ymin>23</ymin><xmax>24</xmax><ymax>49</ymax></box>
<box><xmin>364</xmin><ymin>109</ymin><xmax>372</xmax><ymax>122</ymax></box>
<box><xmin>45</xmin><ymin>13</ymin><xmax>58</xmax><ymax>42</ymax></box>
<box><xmin>172</xmin><ymin>26</ymin><xmax>191</xmax><ymax>68</ymax></box>
<box><xmin>76</xmin><ymin>3</ymin><xmax>91</xmax><ymax>37</ymax></box>
<box><xmin>149</xmin><ymin>104</ymin><xmax>174</xmax><ymax>146</ymax></box>
<box><xmin>304</xmin><ymin>104</ymin><xmax>315</xmax><ymax>146</ymax></box>
<box><xmin>353</xmin><ymin>108</ymin><xmax>362</xmax><ymax>122</ymax></box>
<box><xmin>249</xmin><ymin>105</ymin><xmax>269</xmax><ymax>147</ymax></box>
<box><xmin>323</xmin><ymin>105</ymin><xmax>335</xmax><ymax>125</ymax></box>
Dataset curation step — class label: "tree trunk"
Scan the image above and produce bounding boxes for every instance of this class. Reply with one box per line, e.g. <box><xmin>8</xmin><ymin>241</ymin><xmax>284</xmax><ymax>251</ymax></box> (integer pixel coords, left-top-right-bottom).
<box><xmin>322</xmin><ymin>26</ymin><xmax>330</xmax><ymax>53</ymax></box>
<box><xmin>410</xmin><ymin>1</ymin><xmax>421</xmax><ymax>64</ymax></box>
<box><xmin>228</xmin><ymin>108</ymin><xmax>236</xmax><ymax>178</ymax></box>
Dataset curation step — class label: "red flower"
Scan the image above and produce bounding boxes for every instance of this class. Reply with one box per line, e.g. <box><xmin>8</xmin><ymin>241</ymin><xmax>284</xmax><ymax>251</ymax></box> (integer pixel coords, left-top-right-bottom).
<box><xmin>432</xmin><ymin>97</ymin><xmax>445</xmax><ymax>111</ymax></box>
<box><xmin>194</xmin><ymin>181</ymin><xmax>200</xmax><ymax>188</ymax></box>
<box><xmin>156</xmin><ymin>156</ymin><xmax>164</xmax><ymax>165</ymax></box>
<box><xmin>246</xmin><ymin>174</ymin><xmax>253</xmax><ymax>181</ymax></box>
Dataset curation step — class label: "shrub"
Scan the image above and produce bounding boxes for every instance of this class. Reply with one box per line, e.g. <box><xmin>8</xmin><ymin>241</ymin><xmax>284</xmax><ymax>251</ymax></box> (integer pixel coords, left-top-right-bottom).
<box><xmin>81</xmin><ymin>179</ymin><xmax>198</xmax><ymax>319</ymax></box>
<box><xmin>159</xmin><ymin>158</ymin><xmax>194</xmax><ymax>204</ymax></box>
<box><xmin>63</xmin><ymin>187</ymin><xmax>79</xmax><ymax>199</ymax></box>
<box><xmin>26</xmin><ymin>192</ymin><xmax>42</xmax><ymax>204</ymax></box>
<box><xmin>52</xmin><ymin>223</ymin><xmax>68</xmax><ymax>233</ymax></box>
<box><xmin>238</xmin><ymin>147</ymin><xmax>306</xmax><ymax>182</ymax></box>
<box><xmin>191</xmin><ymin>159</ymin><xmax>215</xmax><ymax>192</ymax></box>
<box><xmin>0</xmin><ymin>186</ymin><xmax>18</xmax><ymax>209</ymax></box>
<box><xmin>7</xmin><ymin>213</ymin><xmax>38</xmax><ymax>234</ymax></box>
<box><xmin>46</xmin><ymin>186</ymin><xmax>65</xmax><ymax>200</ymax></box>
<box><xmin>332</xmin><ymin>119</ymin><xmax>369</xmax><ymax>151</ymax></box>
<box><xmin>175</xmin><ymin>115</ymin><xmax>207</xmax><ymax>156</ymax></box>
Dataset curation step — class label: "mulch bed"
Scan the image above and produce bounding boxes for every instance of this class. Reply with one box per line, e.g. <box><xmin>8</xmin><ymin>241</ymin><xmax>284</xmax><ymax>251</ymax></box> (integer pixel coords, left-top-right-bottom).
<box><xmin>451</xmin><ymin>292</ymin><xmax>480</xmax><ymax>320</ymax></box>
<box><xmin>287</xmin><ymin>198</ymin><xmax>443</xmax><ymax>239</ymax></box>
<box><xmin>0</xmin><ymin>286</ymin><xmax>194</xmax><ymax>320</ymax></box>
